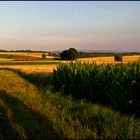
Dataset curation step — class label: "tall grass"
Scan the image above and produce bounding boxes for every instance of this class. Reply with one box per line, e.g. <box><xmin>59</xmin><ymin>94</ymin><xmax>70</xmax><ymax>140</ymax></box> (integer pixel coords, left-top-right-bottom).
<box><xmin>52</xmin><ymin>61</ymin><xmax>140</xmax><ymax>116</ymax></box>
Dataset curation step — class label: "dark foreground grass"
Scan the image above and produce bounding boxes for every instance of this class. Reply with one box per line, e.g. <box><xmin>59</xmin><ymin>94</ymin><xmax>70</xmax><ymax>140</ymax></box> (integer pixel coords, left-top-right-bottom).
<box><xmin>0</xmin><ymin>69</ymin><xmax>140</xmax><ymax>139</ymax></box>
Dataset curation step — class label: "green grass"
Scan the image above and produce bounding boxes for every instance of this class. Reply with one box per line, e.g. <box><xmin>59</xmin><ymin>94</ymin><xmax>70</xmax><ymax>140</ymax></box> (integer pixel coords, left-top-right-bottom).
<box><xmin>0</xmin><ymin>69</ymin><xmax>140</xmax><ymax>139</ymax></box>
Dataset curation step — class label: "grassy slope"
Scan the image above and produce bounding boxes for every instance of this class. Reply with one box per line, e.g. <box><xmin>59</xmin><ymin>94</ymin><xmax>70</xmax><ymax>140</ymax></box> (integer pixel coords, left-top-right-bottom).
<box><xmin>0</xmin><ymin>69</ymin><xmax>140</xmax><ymax>139</ymax></box>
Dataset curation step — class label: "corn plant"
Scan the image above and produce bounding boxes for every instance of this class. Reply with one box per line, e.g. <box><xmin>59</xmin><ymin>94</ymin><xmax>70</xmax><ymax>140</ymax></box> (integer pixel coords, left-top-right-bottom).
<box><xmin>52</xmin><ymin>61</ymin><xmax>140</xmax><ymax>116</ymax></box>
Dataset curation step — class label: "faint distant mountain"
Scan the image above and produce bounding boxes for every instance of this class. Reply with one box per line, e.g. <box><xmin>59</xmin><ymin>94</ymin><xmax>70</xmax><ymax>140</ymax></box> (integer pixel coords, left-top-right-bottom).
<box><xmin>51</xmin><ymin>50</ymin><xmax>62</xmax><ymax>53</ymax></box>
<box><xmin>51</xmin><ymin>49</ymin><xmax>116</xmax><ymax>53</ymax></box>
<box><xmin>51</xmin><ymin>49</ymin><xmax>140</xmax><ymax>53</ymax></box>
<box><xmin>78</xmin><ymin>50</ymin><xmax>130</xmax><ymax>53</ymax></box>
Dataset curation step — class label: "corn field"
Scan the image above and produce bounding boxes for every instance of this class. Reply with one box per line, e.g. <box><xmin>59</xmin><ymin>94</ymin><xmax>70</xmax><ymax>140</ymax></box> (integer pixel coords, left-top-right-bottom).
<box><xmin>52</xmin><ymin>61</ymin><xmax>140</xmax><ymax>116</ymax></box>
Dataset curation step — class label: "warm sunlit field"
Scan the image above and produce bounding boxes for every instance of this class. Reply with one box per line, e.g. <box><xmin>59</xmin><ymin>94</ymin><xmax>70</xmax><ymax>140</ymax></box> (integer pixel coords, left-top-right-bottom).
<box><xmin>0</xmin><ymin>52</ymin><xmax>50</xmax><ymax>58</ymax></box>
<box><xmin>78</xmin><ymin>55</ymin><xmax>140</xmax><ymax>63</ymax></box>
<box><xmin>123</xmin><ymin>55</ymin><xmax>140</xmax><ymax>62</ymax></box>
<box><xmin>0</xmin><ymin>58</ymin><xmax>13</xmax><ymax>61</ymax></box>
<box><xmin>0</xmin><ymin>54</ymin><xmax>140</xmax><ymax>74</ymax></box>
<box><xmin>0</xmin><ymin>51</ymin><xmax>140</xmax><ymax>63</ymax></box>
<box><xmin>0</xmin><ymin>64</ymin><xmax>57</xmax><ymax>74</ymax></box>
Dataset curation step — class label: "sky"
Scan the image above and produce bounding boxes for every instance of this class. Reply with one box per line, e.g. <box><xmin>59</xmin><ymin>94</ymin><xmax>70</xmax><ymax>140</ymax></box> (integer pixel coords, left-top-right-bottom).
<box><xmin>0</xmin><ymin>1</ymin><xmax>140</xmax><ymax>52</ymax></box>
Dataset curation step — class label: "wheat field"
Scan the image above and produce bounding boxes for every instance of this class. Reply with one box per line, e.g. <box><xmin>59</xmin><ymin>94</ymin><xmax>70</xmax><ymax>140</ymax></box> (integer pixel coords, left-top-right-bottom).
<box><xmin>0</xmin><ymin>52</ymin><xmax>49</xmax><ymax>58</ymax></box>
<box><xmin>0</xmin><ymin>64</ymin><xmax>57</xmax><ymax>74</ymax></box>
<box><xmin>0</xmin><ymin>58</ymin><xmax>13</xmax><ymax>61</ymax></box>
<box><xmin>78</xmin><ymin>55</ymin><xmax>140</xmax><ymax>63</ymax></box>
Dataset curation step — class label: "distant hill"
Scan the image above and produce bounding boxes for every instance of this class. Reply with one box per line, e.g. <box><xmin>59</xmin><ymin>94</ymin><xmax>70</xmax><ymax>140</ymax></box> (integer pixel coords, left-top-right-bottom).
<box><xmin>78</xmin><ymin>50</ymin><xmax>140</xmax><ymax>53</ymax></box>
<box><xmin>52</xmin><ymin>49</ymin><xmax>140</xmax><ymax>54</ymax></box>
<box><xmin>1</xmin><ymin>49</ymin><xmax>140</xmax><ymax>54</ymax></box>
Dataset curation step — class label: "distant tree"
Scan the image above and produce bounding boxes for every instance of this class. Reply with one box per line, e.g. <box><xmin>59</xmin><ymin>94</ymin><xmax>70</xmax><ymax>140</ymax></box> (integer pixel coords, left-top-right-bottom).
<box><xmin>61</xmin><ymin>48</ymin><xmax>78</xmax><ymax>60</ymax></box>
<box><xmin>68</xmin><ymin>48</ymin><xmax>78</xmax><ymax>60</ymax></box>
<box><xmin>42</xmin><ymin>53</ymin><xmax>46</xmax><ymax>59</ymax></box>
<box><xmin>114</xmin><ymin>54</ymin><xmax>123</xmax><ymax>61</ymax></box>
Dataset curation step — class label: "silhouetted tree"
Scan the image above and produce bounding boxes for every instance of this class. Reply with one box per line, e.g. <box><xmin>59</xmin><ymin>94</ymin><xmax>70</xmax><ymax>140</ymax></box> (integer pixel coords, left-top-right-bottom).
<box><xmin>60</xmin><ymin>48</ymin><xmax>78</xmax><ymax>60</ymax></box>
<box><xmin>42</xmin><ymin>53</ymin><xmax>46</xmax><ymax>59</ymax></box>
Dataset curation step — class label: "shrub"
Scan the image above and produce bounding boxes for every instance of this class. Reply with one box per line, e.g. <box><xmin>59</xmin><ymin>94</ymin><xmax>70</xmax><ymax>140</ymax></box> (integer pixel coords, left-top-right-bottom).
<box><xmin>42</xmin><ymin>53</ymin><xmax>46</xmax><ymax>59</ymax></box>
<box><xmin>114</xmin><ymin>54</ymin><xmax>123</xmax><ymax>61</ymax></box>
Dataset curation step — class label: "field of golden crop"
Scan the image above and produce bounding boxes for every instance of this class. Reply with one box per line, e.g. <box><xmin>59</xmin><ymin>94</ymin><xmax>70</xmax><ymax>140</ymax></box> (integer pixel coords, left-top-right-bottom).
<box><xmin>0</xmin><ymin>64</ymin><xmax>57</xmax><ymax>74</ymax></box>
<box><xmin>0</xmin><ymin>58</ymin><xmax>13</xmax><ymax>61</ymax></box>
<box><xmin>0</xmin><ymin>54</ymin><xmax>139</xmax><ymax>74</ymax></box>
<box><xmin>0</xmin><ymin>52</ymin><xmax>50</xmax><ymax>58</ymax></box>
<box><xmin>78</xmin><ymin>55</ymin><xmax>140</xmax><ymax>63</ymax></box>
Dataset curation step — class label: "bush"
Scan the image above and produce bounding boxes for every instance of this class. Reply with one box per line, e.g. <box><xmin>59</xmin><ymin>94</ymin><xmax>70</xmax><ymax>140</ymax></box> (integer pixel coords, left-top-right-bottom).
<box><xmin>114</xmin><ymin>54</ymin><xmax>123</xmax><ymax>61</ymax></box>
<box><xmin>60</xmin><ymin>48</ymin><xmax>78</xmax><ymax>60</ymax></box>
<box><xmin>42</xmin><ymin>53</ymin><xmax>46</xmax><ymax>59</ymax></box>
